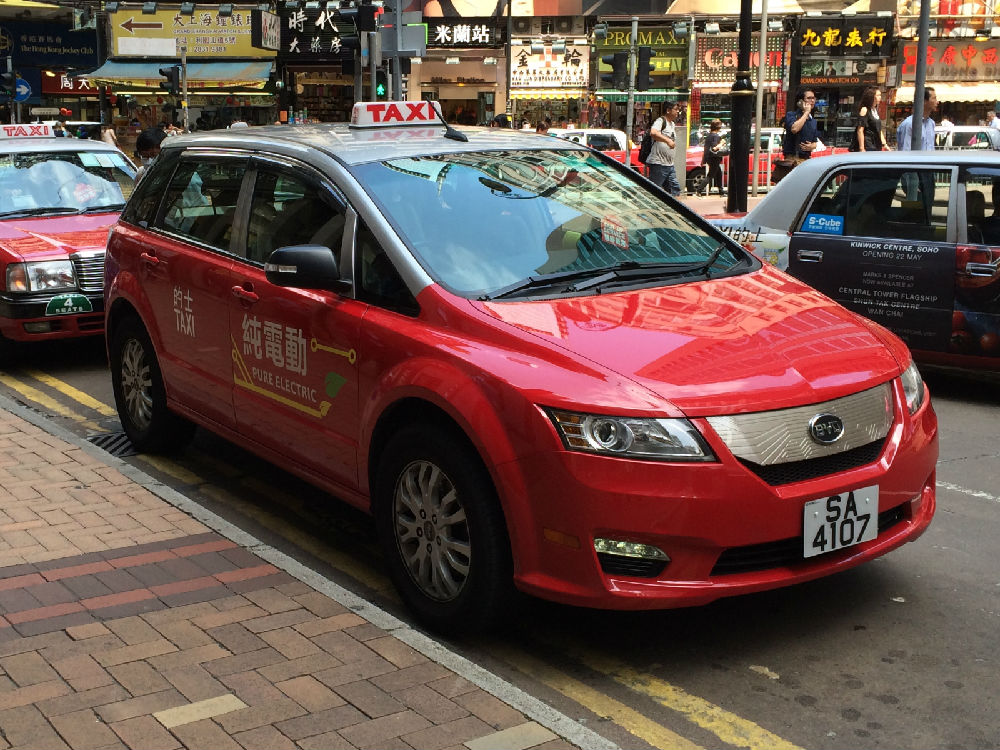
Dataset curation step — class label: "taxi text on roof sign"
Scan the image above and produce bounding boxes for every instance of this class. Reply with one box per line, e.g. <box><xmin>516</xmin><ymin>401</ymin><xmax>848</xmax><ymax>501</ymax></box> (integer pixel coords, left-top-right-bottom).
<box><xmin>0</xmin><ymin>124</ymin><xmax>54</xmax><ymax>138</ymax></box>
<box><xmin>350</xmin><ymin>100</ymin><xmax>443</xmax><ymax>128</ymax></box>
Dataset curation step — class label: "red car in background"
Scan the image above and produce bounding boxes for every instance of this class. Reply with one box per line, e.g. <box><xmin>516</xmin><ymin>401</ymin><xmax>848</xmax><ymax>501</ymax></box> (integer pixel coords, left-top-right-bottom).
<box><xmin>0</xmin><ymin>125</ymin><xmax>136</xmax><ymax>356</ymax></box>
<box><xmin>685</xmin><ymin>127</ymin><xmax>848</xmax><ymax>193</ymax></box>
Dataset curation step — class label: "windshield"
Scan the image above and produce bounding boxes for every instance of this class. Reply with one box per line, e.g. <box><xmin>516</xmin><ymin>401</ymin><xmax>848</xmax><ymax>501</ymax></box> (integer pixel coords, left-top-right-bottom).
<box><xmin>0</xmin><ymin>150</ymin><xmax>136</xmax><ymax>216</ymax></box>
<box><xmin>354</xmin><ymin>149</ymin><xmax>748</xmax><ymax>298</ymax></box>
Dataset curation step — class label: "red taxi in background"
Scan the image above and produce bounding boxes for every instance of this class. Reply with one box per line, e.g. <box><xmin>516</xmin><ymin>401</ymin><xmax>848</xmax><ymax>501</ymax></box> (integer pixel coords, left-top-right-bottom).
<box><xmin>105</xmin><ymin>101</ymin><xmax>937</xmax><ymax>633</ymax></box>
<box><xmin>0</xmin><ymin>123</ymin><xmax>136</xmax><ymax>356</ymax></box>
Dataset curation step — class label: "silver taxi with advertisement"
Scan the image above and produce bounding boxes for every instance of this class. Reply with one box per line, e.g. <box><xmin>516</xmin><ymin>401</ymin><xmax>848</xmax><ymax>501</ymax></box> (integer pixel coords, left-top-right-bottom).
<box><xmin>104</xmin><ymin>102</ymin><xmax>937</xmax><ymax>633</ymax></box>
<box><xmin>0</xmin><ymin>122</ymin><xmax>136</xmax><ymax>355</ymax></box>
<box><xmin>710</xmin><ymin>150</ymin><xmax>1000</xmax><ymax>369</ymax></box>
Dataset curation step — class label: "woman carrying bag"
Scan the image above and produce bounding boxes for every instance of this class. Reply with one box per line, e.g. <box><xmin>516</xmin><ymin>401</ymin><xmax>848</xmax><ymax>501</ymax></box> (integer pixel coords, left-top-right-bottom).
<box><xmin>700</xmin><ymin>119</ymin><xmax>727</xmax><ymax>196</ymax></box>
<box><xmin>853</xmin><ymin>86</ymin><xmax>889</xmax><ymax>152</ymax></box>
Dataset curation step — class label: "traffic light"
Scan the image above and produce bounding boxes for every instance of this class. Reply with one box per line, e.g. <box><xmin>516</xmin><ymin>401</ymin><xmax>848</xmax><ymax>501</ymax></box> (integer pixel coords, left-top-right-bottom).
<box><xmin>601</xmin><ymin>51</ymin><xmax>629</xmax><ymax>91</ymax></box>
<box><xmin>375</xmin><ymin>69</ymin><xmax>387</xmax><ymax>98</ymax></box>
<box><xmin>356</xmin><ymin>2</ymin><xmax>379</xmax><ymax>32</ymax></box>
<box><xmin>0</xmin><ymin>65</ymin><xmax>14</xmax><ymax>98</ymax></box>
<box><xmin>636</xmin><ymin>46</ymin><xmax>656</xmax><ymax>91</ymax></box>
<box><xmin>159</xmin><ymin>65</ymin><xmax>180</xmax><ymax>96</ymax></box>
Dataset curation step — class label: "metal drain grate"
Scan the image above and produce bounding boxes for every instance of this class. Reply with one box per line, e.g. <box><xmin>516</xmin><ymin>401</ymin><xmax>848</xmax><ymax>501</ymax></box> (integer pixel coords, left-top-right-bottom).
<box><xmin>87</xmin><ymin>431</ymin><xmax>136</xmax><ymax>457</ymax></box>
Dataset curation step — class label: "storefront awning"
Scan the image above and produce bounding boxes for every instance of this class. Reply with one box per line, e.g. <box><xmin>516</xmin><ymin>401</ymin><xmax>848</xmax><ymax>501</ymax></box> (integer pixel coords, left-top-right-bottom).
<box><xmin>596</xmin><ymin>92</ymin><xmax>687</xmax><ymax>102</ymax></box>
<box><xmin>895</xmin><ymin>82</ymin><xmax>1000</xmax><ymax>103</ymax></box>
<box><xmin>80</xmin><ymin>60</ymin><xmax>273</xmax><ymax>90</ymax></box>
<box><xmin>510</xmin><ymin>88</ymin><xmax>588</xmax><ymax>100</ymax></box>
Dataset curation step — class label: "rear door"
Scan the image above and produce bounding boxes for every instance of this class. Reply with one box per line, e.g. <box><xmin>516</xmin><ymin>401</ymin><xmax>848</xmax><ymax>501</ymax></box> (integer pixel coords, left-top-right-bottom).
<box><xmin>787</xmin><ymin>164</ymin><xmax>958</xmax><ymax>354</ymax></box>
<box><xmin>143</xmin><ymin>152</ymin><xmax>248</xmax><ymax>429</ymax></box>
<box><xmin>228</xmin><ymin>155</ymin><xmax>364</xmax><ymax>491</ymax></box>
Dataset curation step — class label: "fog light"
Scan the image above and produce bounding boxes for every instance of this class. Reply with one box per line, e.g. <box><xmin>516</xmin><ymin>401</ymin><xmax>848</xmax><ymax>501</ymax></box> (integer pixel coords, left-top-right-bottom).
<box><xmin>594</xmin><ymin>538</ymin><xmax>668</xmax><ymax>560</ymax></box>
<box><xmin>23</xmin><ymin>322</ymin><xmax>53</xmax><ymax>333</ymax></box>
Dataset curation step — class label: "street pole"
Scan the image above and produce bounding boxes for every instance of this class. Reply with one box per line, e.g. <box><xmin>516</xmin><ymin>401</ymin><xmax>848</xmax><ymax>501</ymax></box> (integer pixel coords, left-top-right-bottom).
<box><xmin>391</xmin><ymin>0</ymin><xmax>402</xmax><ymax>97</ymax></box>
<box><xmin>505</xmin><ymin>0</ymin><xmax>512</xmax><ymax>115</ymax></box>
<box><xmin>625</xmin><ymin>16</ymin><xmax>637</xmax><ymax>145</ymax></box>
<box><xmin>911</xmin><ymin>0</ymin><xmax>931</xmax><ymax>150</ymax></box>
<box><xmin>727</xmin><ymin>0</ymin><xmax>755</xmax><ymax>212</ymax></box>
<box><xmin>181</xmin><ymin>45</ymin><xmax>189</xmax><ymax>132</ymax></box>
<box><xmin>751</xmin><ymin>0</ymin><xmax>769</xmax><ymax>195</ymax></box>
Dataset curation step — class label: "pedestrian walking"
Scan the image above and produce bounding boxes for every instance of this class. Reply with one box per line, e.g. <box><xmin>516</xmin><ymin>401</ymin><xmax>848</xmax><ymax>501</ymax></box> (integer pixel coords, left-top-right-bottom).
<box><xmin>896</xmin><ymin>87</ymin><xmax>938</xmax><ymax>150</ymax></box>
<box><xmin>772</xmin><ymin>89</ymin><xmax>819</xmax><ymax>183</ymax></box>
<box><xmin>853</xmin><ymin>86</ymin><xmax>889</xmax><ymax>152</ymax></box>
<box><xmin>646</xmin><ymin>101</ymin><xmax>682</xmax><ymax>197</ymax></box>
<box><xmin>100</xmin><ymin>125</ymin><xmax>119</xmax><ymax>149</ymax></box>
<box><xmin>701</xmin><ymin>119</ymin><xmax>726</xmax><ymax>196</ymax></box>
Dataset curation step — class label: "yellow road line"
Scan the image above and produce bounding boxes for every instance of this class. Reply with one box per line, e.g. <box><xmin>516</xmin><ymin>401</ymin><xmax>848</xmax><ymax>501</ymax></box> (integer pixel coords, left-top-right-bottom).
<box><xmin>494</xmin><ymin>645</ymin><xmax>702</xmax><ymax>750</ymax></box>
<box><xmin>135</xmin><ymin>454</ymin><xmax>205</xmax><ymax>485</ymax></box>
<box><xmin>0</xmin><ymin>373</ymin><xmax>102</xmax><ymax>432</ymax></box>
<box><xmin>24</xmin><ymin>369</ymin><xmax>118</xmax><ymax>417</ymax></box>
<box><xmin>199</xmin><ymin>483</ymin><xmax>396</xmax><ymax>598</ymax></box>
<box><xmin>567</xmin><ymin>648</ymin><xmax>803</xmax><ymax>750</ymax></box>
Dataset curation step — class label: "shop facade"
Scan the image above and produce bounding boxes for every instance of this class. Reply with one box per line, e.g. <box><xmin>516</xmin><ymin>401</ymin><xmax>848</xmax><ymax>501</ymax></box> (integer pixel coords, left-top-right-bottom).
<box><xmin>415</xmin><ymin>17</ymin><xmax>504</xmax><ymax>124</ymax></box>
<box><xmin>592</xmin><ymin>22</ymin><xmax>688</xmax><ymax>143</ymax></box>
<box><xmin>276</xmin><ymin>3</ymin><xmax>356</xmax><ymax>123</ymax></box>
<box><xmin>789</xmin><ymin>13</ymin><xmax>894</xmax><ymax>148</ymax></box>
<box><xmin>895</xmin><ymin>38</ymin><xmax>1000</xmax><ymax>130</ymax></box>
<box><xmin>509</xmin><ymin>32</ymin><xmax>590</xmax><ymax>129</ymax></box>
<box><xmin>690</xmin><ymin>31</ymin><xmax>788</xmax><ymax>134</ymax></box>
<box><xmin>85</xmin><ymin>3</ymin><xmax>278</xmax><ymax>145</ymax></box>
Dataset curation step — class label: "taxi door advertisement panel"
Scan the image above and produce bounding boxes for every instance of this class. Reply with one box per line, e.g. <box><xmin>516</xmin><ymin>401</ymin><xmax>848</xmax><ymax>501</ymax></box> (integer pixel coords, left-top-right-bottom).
<box><xmin>229</xmin><ymin>278</ymin><xmax>362</xmax><ymax>489</ymax></box>
<box><xmin>788</xmin><ymin>234</ymin><xmax>956</xmax><ymax>353</ymax></box>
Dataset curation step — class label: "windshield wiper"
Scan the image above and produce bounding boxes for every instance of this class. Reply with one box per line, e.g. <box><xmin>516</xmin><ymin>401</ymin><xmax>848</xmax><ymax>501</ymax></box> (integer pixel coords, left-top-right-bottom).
<box><xmin>78</xmin><ymin>204</ymin><xmax>125</xmax><ymax>214</ymax></box>
<box><xmin>0</xmin><ymin>207</ymin><xmax>81</xmax><ymax>218</ymax></box>
<box><xmin>568</xmin><ymin>245</ymin><xmax>739</xmax><ymax>292</ymax></box>
<box><xmin>479</xmin><ymin>267</ymin><xmax>629</xmax><ymax>300</ymax></box>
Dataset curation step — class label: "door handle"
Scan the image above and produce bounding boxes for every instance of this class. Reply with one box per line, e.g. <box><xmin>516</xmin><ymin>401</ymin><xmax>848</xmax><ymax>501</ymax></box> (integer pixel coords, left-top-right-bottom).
<box><xmin>139</xmin><ymin>252</ymin><xmax>161</xmax><ymax>267</ymax></box>
<box><xmin>797</xmin><ymin>249</ymin><xmax>824</xmax><ymax>263</ymax></box>
<box><xmin>965</xmin><ymin>262</ymin><xmax>998</xmax><ymax>277</ymax></box>
<box><xmin>231</xmin><ymin>285</ymin><xmax>259</xmax><ymax>303</ymax></box>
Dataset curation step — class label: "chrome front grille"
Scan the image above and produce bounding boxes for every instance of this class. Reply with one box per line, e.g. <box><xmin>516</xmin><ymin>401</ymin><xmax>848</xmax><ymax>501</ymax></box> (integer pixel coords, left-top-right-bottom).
<box><xmin>706</xmin><ymin>383</ymin><xmax>894</xmax><ymax>467</ymax></box>
<box><xmin>71</xmin><ymin>251</ymin><xmax>105</xmax><ymax>293</ymax></box>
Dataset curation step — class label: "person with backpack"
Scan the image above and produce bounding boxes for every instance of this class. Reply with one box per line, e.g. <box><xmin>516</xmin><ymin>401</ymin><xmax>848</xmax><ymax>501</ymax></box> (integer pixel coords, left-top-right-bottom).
<box><xmin>643</xmin><ymin>102</ymin><xmax>681</xmax><ymax>197</ymax></box>
<box><xmin>700</xmin><ymin>119</ymin><xmax>726</xmax><ymax>196</ymax></box>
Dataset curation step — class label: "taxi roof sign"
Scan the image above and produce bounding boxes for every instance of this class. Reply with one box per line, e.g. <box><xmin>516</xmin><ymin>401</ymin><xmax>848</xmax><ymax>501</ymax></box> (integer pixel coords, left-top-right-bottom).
<box><xmin>350</xmin><ymin>100</ymin><xmax>444</xmax><ymax>128</ymax></box>
<box><xmin>0</xmin><ymin>123</ymin><xmax>55</xmax><ymax>138</ymax></box>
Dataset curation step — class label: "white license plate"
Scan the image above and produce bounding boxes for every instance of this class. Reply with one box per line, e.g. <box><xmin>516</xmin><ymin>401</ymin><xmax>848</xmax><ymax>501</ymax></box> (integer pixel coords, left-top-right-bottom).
<box><xmin>802</xmin><ymin>485</ymin><xmax>879</xmax><ymax>559</ymax></box>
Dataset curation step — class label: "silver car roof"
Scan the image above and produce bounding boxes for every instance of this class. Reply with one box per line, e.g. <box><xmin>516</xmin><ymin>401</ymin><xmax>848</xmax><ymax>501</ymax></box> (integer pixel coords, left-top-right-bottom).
<box><xmin>747</xmin><ymin>150</ymin><xmax>1000</xmax><ymax>233</ymax></box>
<box><xmin>159</xmin><ymin>123</ymin><xmax>586</xmax><ymax>167</ymax></box>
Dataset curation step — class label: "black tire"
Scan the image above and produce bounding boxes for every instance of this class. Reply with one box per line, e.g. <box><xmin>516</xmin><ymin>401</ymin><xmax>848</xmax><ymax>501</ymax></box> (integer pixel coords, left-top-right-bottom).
<box><xmin>375</xmin><ymin>425</ymin><xmax>515</xmax><ymax>634</ymax></box>
<box><xmin>109</xmin><ymin>316</ymin><xmax>195</xmax><ymax>453</ymax></box>
<box><xmin>688</xmin><ymin>170</ymin><xmax>708</xmax><ymax>195</ymax></box>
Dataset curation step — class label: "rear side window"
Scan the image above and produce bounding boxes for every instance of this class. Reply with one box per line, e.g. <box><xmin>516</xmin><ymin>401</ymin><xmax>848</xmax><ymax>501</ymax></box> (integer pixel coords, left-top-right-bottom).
<box><xmin>121</xmin><ymin>151</ymin><xmax>176</xmax><ymax>227</ymax></box>
<box><xmin>159</xmin><ymin>159</ymin><xmax>246</xmax><ymax>250</ymax></box>
<box><xmin>802</xmin><ymin>168</ymin><xmax>951</xmax><ymax>242</ymax></box>
<box><xmin>246</xmin><ymin>169</ymin><xmax>345</xmax><ymax>265</ymax></box>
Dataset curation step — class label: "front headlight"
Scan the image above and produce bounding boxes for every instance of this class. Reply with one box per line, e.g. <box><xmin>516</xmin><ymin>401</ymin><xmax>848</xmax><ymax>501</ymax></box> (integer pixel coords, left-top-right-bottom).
<box><xmin>900</xmin><ymin>361</ymin><xmax>925</xmax><ymax>415</ymax></box>
<box><xmin>547</xmin><ymin>409</ymin><xmax>715</xmax><ymax>461</ymax></box>
<box><xmin>5</xmin><ymin>261</ymin><xmax>76</xmax><ymax>293</ymax></box>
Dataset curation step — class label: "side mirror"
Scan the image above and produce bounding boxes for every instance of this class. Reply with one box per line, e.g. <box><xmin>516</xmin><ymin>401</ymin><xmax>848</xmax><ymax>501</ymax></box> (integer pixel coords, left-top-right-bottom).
<box><xmin>264</xmin><ymin>245</ymin><xmax>350</xmax><ymax>294</ymax></box>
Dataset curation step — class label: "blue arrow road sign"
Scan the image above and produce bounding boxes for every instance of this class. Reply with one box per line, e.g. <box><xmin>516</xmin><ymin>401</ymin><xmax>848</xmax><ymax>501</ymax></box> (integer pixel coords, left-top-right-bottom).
<box><xmin>14</xmin><ymin>78</ymin><xmax>30</xmax><ymax>102</ymax></box>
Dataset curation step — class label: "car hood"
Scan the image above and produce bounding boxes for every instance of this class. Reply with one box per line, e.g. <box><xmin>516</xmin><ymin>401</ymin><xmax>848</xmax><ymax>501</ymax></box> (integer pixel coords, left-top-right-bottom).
<box><xmin>0</xmin><ymin>213</ymin><xmax>118</xmax><ymax>261</ymax></box>
<box><xmin>476</xmin><ymin>265</ymin><xmax>904</xmax><ymax>416</ymax></box>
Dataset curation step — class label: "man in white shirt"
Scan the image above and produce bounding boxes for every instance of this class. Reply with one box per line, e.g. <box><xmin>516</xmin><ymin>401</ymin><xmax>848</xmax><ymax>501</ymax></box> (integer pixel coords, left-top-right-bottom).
<box><xmin>989</xmin><ymin>109</ymin><xmax>1000</xmax><ymax>130</ymax></box>
<box><xmin>646</xmin><ymin>102</ymin><xmax>681</xmax><ymax>197</ymax></box>
<box><xmin>897</xmin><ymin>87</ymin><xmax>938</xmax><ymax>150</ymax></box>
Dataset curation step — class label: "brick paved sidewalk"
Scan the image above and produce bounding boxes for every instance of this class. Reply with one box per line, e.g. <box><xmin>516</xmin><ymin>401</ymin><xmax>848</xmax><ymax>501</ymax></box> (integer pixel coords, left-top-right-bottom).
<box><xmin>0</xmin><ymin>400</ymin><xmax>609</xmax><ymax>750</ymax></box>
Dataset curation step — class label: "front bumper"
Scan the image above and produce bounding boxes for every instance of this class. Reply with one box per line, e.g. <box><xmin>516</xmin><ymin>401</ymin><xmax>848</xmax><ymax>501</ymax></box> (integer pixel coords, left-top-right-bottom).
<box><xmin>497</xmin><ymin>385</ymin><xmax>938</xmax><ymax>610</ymax></box>
<box><xmin>0</xmin><ymin>292</ymin><xmax>105</xmax><ymax>342</ymax></box>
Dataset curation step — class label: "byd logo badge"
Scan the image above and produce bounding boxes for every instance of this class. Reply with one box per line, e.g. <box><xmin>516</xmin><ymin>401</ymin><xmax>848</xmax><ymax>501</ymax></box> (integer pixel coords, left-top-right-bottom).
<box><xmin>808</xmin><ymin>413</ymin><xmax>845</xmax><ymax>444</ymax></box>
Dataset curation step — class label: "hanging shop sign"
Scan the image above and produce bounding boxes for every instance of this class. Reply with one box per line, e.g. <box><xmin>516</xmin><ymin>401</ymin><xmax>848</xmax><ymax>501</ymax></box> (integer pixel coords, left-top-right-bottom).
<box><xmin>251</xmin><ymin>10</ymin><xmax>281</xmax><ymax>51</ymax></box>
<box><xmin>427</xmin><ymin>17</ymin><xmax>498</xmax><ymax>48</ymax></box>
<box><xmin>109</xmin><ymin>7</ymin><xmax>276</xmax><ymax>58</ymax></box>
<box><xmin>901</xmin><ymin>40</ymin><xmax>1000</xmax><ymax>81</ymax></box>
<box><xmin>0</xmin><ymin>22</ymin><xmax>98</xmax><ymax>68</ymax></box>
<box><xmin>277</xmin><ymin>6</ymin><xmax>356</xmax><ymax>62</ymax></box>
<box><xmin>795</xmin><ymin>15</ymin><xmax>893</xmax><ymax>58</ymax></box>
<box><xmin>40</xmin><ymin>73</ymin><xmax>109</xmax><ymax>97</ymax></box>
<box><xmin>694</xmin><ymin>33</ymin><xmax>786</xmax><ymax>83</ymax></box>
<box><xmin>510</xmin><ymin>43</ymin><xmax>590</xmax><ymax>89</ymax></box>
<box><xmin>800</xmin><ymin>58</ymin><xmax>881</xmax><ymax>86</ymax></box>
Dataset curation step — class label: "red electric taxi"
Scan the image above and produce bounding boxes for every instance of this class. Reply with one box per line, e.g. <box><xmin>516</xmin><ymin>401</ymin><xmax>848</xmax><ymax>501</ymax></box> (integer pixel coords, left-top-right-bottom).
<box><xmin>0</xmin><ymin>123</ymin><xmax>136</xmax><ymax>355</ymax></box>
<box><xmin>104</xmin><ymin>101</ymin><xmax>938</xmax><ymax>633</ymax></box>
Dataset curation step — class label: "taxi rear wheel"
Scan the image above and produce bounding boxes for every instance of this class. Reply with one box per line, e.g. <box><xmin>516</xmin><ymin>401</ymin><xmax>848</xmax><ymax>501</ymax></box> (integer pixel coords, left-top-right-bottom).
<box><xmin>110</xmin><ymin>317</ymin><xmax>194</xmax><ymax>453</ymax></box>
<box><xmin>375</xmin><ymin>425</ymin><xmax>514</xmax><ymax>634</ymax></box>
